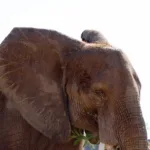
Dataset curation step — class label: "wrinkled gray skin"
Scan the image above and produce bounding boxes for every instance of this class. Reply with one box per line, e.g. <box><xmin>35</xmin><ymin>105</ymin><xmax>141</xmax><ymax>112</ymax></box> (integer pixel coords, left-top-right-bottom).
<box><xmin>0</xmin><ymin>27</ymin><xmax>148</xmax><ymax>150</ymax></box>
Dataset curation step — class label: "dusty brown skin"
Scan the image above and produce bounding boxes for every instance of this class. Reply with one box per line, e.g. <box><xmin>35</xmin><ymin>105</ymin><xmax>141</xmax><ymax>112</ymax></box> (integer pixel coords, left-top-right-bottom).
<box><xmin>0</xmin><ymin>27</ymin><xmax>148</xmax><ymax>150</ymax></box>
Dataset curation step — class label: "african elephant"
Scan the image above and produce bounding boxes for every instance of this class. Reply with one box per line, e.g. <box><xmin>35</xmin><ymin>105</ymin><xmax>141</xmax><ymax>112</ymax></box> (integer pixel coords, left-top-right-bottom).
<box><xmin>0</xmin><ymin>27</ymin><xmax>148</xmax><ymax>150</ymax></box>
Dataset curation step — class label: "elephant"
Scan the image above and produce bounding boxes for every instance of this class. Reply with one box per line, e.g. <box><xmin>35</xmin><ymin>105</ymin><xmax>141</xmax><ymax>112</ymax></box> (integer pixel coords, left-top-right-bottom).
<box><xmin>0</xmin><ymin>27</ymin><xmax>148</xmax><ymax>150</ymax></box>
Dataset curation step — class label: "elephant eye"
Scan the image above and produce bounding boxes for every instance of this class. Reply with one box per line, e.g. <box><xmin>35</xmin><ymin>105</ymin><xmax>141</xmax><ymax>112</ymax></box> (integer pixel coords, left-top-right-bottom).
<box><xmin>93</xmin><ymin>89</ymin><xmax>106</xmax><ymax>99</ymax></box>
<box><xmin>93</xmin><ymin>89</ymin><xmax>102</xmax><ymax>95</ymax></box>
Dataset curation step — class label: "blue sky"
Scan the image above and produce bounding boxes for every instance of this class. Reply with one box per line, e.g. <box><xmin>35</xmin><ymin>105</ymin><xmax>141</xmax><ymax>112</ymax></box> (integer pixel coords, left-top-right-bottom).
<box><xmin>0</xmin><ymin>0</ymin><xmax>150</xmax><ymax>138</ymax></box>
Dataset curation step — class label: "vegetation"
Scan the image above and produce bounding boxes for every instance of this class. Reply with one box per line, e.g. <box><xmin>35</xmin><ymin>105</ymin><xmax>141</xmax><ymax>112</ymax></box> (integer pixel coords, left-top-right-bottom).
<box><xmin>70</xmin><ymin>123</ymin><xmax>150</xmax><ymax>149</ymax></box>
<box><xmin>71</xmin><ymin>128</ymin><xmax>99</xmax><ymax>149</ymax></box>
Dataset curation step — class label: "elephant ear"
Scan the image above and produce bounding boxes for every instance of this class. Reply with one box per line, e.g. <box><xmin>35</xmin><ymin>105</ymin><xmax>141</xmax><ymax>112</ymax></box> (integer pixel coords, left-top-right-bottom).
<box><xmin>0</xmin><ymin>41</ymin><xmax>71</xmax><ymax>143</ymax></box>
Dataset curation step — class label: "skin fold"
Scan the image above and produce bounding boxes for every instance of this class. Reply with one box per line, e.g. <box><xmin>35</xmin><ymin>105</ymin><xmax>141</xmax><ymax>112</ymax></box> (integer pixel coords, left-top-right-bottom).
<box><xmin>0</xmin><ymin>27</ymin><xmax>148</xmax><ymax>150</ymax></box>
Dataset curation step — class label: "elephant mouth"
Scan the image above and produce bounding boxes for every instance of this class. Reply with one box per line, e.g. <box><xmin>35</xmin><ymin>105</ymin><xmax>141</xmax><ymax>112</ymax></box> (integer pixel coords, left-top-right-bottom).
<box><xmin>70</xmin><ymin>110</ymin><xmax>99</xmax><ymax>144</ymax></box>
<box><xmin>86</xmin><ymin>111</ymin><xmax>98</xmax><ymax>121</ymax></box>
<box><xmin>71</xmin><ymin>127</ymin><xmax>100</xmax><ymax>145</ymax></box>
<box><xmin>84</xmin><ymin>111</ymin><xmax>99</xmax><ymax>144</ymax></box>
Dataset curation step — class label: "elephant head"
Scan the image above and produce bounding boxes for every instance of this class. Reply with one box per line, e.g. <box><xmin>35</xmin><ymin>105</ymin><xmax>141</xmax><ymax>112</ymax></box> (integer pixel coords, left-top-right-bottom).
<box><xmin>0</xmin><ymin>27</ymin><xmax>148</xmax><ymax>150</ymax></box>
<box><xmin>80</xmin><ymin>29</ymin><xmax>148</xmax><ymax>149</ymax></box>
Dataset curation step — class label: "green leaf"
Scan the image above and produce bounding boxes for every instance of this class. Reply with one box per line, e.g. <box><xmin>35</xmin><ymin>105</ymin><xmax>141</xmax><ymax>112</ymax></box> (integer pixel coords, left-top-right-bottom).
<box><xmin>74</xmin><ymin>138</ymin><xmax>82</xmax><ymax>146</ymax></box>
<box><xmin>71</xmin><ymin>127</ymin><xmax>100</xmax><ymax>148</ymax></box>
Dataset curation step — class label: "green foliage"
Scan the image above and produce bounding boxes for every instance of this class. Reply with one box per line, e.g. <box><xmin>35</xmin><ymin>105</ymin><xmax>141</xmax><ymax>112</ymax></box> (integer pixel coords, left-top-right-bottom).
<box><xmin>71</xmin><ymin>128</ymin><xmax>99</xmax><ymax>150</ymax></box>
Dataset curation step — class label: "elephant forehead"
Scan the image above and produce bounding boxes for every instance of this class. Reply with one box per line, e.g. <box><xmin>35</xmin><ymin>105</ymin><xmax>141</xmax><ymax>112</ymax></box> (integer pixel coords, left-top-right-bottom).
<box><xmin>75</xmin><ymin>50</ymin><xmax>119</xmax><ymax>69</ymax></box>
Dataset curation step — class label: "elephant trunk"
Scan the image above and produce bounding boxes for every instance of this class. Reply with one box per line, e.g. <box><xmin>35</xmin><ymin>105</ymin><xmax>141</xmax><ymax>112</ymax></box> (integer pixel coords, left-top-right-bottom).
<box><xmin>81</xmin><ymin>29</ymin><xmax>108</xmax><ymax>44</ymax></box>
<box><xmin>116</xmin><ymin>94</ymin><xmax>148</xmax><ymax>150</ymax></box>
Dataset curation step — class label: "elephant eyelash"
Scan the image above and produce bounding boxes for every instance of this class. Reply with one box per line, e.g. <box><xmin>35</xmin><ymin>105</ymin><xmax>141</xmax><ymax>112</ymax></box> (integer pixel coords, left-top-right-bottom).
<box><xmin>93</xmin><ymin>89</ymin><xmax>106</xmax><ymax>99</ymax></box>
<box><xmin>93</xmin><ymin>89</ymin><xmax>103</xmax><ymax>95</ymax></box>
